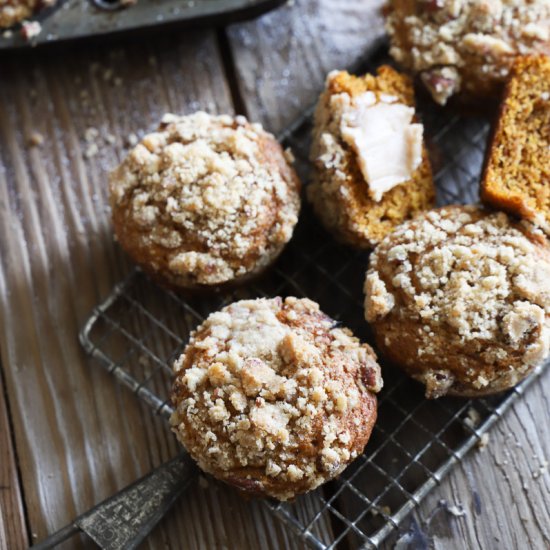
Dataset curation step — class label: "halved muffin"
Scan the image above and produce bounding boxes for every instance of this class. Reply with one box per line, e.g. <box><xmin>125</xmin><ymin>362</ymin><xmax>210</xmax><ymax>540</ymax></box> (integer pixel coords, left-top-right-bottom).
<box><xmin>481</xmin><ymin>55</ymin><xmax>550</xmax><ymax>234</ymax></box>
<box><xmin>364</xmin><ymin>205</ymin><xmax>550</xmax><ymax>399</ymax></box>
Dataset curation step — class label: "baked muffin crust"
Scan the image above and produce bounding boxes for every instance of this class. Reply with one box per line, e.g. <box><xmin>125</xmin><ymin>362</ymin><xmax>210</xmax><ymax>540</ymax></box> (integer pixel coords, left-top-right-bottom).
<box><xmin>364</xmin><ymin>205</ymin><xmax>550</xmax><ymax>398</ymax></box>
<box><xmin>385</xmin><ymin>0</ymin><xmax>550</xmax><ymax>104</ymax></box>
<box><xmin>109</xmin><ymin>112</ymin><xmax>301</xmax><ymax>289</ymax></box>
<box><xmin>171</xmin><ymin>297</ymin><xmax>382</xmax><ymax>500</ymax></box>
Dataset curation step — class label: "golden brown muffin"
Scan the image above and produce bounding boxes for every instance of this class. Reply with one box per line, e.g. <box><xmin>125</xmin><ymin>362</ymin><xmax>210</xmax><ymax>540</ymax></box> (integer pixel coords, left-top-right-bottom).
<box><xmin>109</xmin><ymin>113</ymin><xmax>301</xmax><ymax>290</ymax></box>
<box><xmin>308</xmin><ymin>66</ymin><xmax>434</xmax><ymax>249</ymax></box>
<box><xmin>385</xmin><ymin>0</ymin><xmax>550</xmax><ymax>105</ymax></box>
<box><xmin>170</xmin><ymin>297</ymin><xmax>383</xmax><ymax>501</ymax></box>
<box><xmin>481</xmin><ymin>55</ymin><xmax>550</xmax><ymax>233</ymax></box>
<box><xmin>364</xmin><ymin>205</ymin><xmax>550</xmax><ymax>399</ymax></box>
<box><xmin>0</xmin><ymin>0</ymin><xmax>53</xmax><ymax>28</ymax></box>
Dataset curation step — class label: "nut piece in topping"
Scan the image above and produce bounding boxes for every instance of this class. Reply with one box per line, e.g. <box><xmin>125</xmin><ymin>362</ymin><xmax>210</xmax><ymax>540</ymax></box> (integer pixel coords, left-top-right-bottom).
<box><xmin>308</xmin><ymin>66</ymin><xmax>434</xmax><ymax>249</ymax></box>
<box><xmin>109</xmin><ymin>112</ymin><xmax>301</xmax><ymax>290</ymax></box>
<box><xmin>170</xmin><ymin>297</ymin><xmax>383</xmax><ymax>501</ymax></box>
<box><xmin>364</xmin><ymin>205</ymin><xmax>550</xmax><ymax>398</ymax></box>
<box><xmin>20</xmin><ymin>19</ymin><xmax>40</xmax><ymax>40</ymax></box>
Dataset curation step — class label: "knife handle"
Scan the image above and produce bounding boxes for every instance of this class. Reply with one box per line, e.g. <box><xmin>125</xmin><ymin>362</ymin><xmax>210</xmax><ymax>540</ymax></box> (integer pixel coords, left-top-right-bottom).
<box><xmin>32</xmin><ymin>452</ymin><xmax>197</xmax><ymax>550</ymax></box>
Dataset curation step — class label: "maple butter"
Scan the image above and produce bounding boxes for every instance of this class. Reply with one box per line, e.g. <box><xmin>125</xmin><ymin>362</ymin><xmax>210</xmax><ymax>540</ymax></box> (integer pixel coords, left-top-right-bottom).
<box><xmin>339</xmin><ymin>91</ymin><xmax>423</xmax><ymax>202</ymax></box>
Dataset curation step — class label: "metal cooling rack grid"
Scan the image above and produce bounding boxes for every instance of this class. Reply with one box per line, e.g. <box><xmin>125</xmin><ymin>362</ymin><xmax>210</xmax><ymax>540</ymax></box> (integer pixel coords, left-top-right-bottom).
<box><xmin>79</xmin><ymin>56</ymin><xmax>549</xmax><ymax>549</ymax></box>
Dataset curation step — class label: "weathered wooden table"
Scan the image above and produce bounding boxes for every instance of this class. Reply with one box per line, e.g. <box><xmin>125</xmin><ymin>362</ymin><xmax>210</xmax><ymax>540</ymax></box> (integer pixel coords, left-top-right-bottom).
<box><xmin>0</xmin><ymin>2</ymin><xmax>549</xmax><ymax>549</ymax></box>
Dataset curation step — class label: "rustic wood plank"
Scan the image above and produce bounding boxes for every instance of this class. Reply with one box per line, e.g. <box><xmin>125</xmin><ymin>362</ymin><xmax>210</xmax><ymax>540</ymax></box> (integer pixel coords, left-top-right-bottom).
<box><xmin>227</xmin><ymin>2</ymin><xmax>550</xmax><ymax>548</ymax></box>
<box><xmin>0</xmin><ymin>360</ymin><xmax>28</xmax><ymax>550</ymax></box>
<box><xmin>0</xmin><ymin>30</ymin><xmax>305</xmax><ymax>549</ymax></box>
<box><xmin>226</xmin><ymin>0</ymin><xmax>386</xmax><ymax>134</ymax></box>
<box><xmin>1</xmin><ymin>2</ymin><xmax>547</xmax><ymax>548</ymax></box>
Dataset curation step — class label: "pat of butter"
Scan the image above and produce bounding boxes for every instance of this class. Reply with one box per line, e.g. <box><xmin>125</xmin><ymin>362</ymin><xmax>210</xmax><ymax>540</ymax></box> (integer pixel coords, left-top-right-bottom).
<box><xmin>339</xmin><ymin>91</ymin><xmax>423</xmax><ymax>202</ymax></box>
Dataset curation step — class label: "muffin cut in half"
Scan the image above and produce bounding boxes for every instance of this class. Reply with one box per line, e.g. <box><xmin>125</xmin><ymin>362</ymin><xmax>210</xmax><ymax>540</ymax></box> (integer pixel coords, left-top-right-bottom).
<box><xmin>109</xmin><ymin>112</ymin><xmax>301</xmax><ymax>290</ymax></box>
<box><xmin>364</xmin><ymin>205</ymin><xmax>550</xmax><ymax>399</ymax></box>
<box><xmin>171</xmin><ymin>297</ymin><xmax>383</xmax><ymax>501</ymax></box>
<box><xmin>481</xmin><ymin>55</ymin><xmax>550</xmax><ymax>234</ymax></box>
<box><xmin>308</xmin><ymin>66</ymin><xmax>435</xmax><ymax>249</ymax></box>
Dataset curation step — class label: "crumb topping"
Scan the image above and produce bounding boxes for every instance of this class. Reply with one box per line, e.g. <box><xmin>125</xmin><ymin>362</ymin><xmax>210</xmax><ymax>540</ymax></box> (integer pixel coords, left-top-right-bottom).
<box><xmin>386</xmin><ymin>0</ymin><xmax>550</xmax><ymax>104</ymax></box>
<box><xmin>171</xmin><ymin>297</ymin><xmax>382</xmax><ymax>500</ymax></box>
<box><xmin>20</xmin><ymin>19</ymin><xmax>41</xmax><ymax>40</ymax></box>
<box><xmin>0</xmin><ymin>0</ymin><xmax>54</xmax><ymax>28</ymax></box>
<box><xmin>109</xmin><ymin>112</ymin><xmax>300</xmax><ymax>286</ymax></box>
<box><xmin>308</xmin><ymin>68</ymin><xmax>433</xmax><ymax>249</ymax></box>
<box><xmin>365</xmin><ymin>206</ymin><xmax>550</xmax><ymax>395</ymax></box>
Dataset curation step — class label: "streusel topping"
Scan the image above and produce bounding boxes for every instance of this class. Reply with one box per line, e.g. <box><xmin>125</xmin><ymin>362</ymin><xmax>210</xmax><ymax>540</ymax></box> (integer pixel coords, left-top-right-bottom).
<box><xmin>171</xmin><ymin>297</ymin><xmax>382</xmax><ymax>500</ymax></box>
<box><xmin>386</xmin><ymin>0</ymin><xmax>550</xmax><ymax>104</ymax></box>
<box><xmin>365</xmin><ymin>206</ymin><xmax>550</xmax><ymax>394</ymax></box>
<box><xmin>1</xmin><ymin>0</ymin><xmax>41</xmax><ymax>28</ymax></box>
<box><xmin>109</xmin><ymin>112</ymin><xmax>300</xmax><ymax>286</ymax></box>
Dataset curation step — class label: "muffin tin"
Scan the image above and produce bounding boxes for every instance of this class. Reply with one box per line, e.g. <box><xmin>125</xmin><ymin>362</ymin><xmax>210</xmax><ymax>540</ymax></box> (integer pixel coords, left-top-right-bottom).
<box><xmin>79</xmin><ymin>49</ymin><xmax>549</xmax><ymax>549</ymax></box>
<box><xmin>0</xmin><ymin>0</ymin><xmax>286</xmax><ymax>50</ymax></box>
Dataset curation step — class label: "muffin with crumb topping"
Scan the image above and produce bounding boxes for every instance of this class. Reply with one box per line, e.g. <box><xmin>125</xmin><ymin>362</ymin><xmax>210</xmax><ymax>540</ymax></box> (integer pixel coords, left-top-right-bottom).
<box><xmin>385</xmin><ymin>0</ymin><xmax>550</xmax><ymax>105</ymax></box>
<box><xmin>364</xmin><ymin>205</ymin><xmax>550</xmax><ymax>398</ymax></box>
<box><xmin>170</xmin><ymin>297</ymin><xmax>383</xmax><ymax>500</ymax></box>
<box><xmin>109</xmin><ymin>112</ymin><xmax>301</xmax><ymax>290</ymax></box>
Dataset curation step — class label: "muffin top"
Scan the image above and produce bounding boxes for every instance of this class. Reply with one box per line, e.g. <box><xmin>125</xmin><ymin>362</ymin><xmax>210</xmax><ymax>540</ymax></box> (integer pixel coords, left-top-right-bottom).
<box><xmin>365</xmin><ymin>205</ymin><xmax>550</xmax><ymax>397</ymax></box>
<box><xmin>385</xmin><ymin>0</ymin><xmax>550</xmax><ymax>104</ymax></box>
<box><xmin>171</xmin><ymin>297</ymin><xmax>382</xmax><ymax>500</ymax></box>
<box><xmin>109</xmin><ymin>112</ymin><xmax>300</xmax><ymax>287</ymax></box>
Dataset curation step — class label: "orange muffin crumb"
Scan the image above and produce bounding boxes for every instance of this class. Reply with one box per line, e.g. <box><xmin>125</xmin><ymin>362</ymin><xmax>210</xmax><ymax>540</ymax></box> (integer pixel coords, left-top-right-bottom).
<box><xmin>481</xmin><ymin>55</ymin><xmax>550</xmax><ymax>233</ymax></box>
<box><xmin>309</xmin><ymin>66</ymin><xmax>435</xmax><ymax>249</ymax></box>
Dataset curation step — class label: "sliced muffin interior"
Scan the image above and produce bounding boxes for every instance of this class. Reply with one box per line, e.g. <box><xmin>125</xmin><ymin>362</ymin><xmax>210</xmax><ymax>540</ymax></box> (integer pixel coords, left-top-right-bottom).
<box><xmin>309</xmin><ymin>66</ymin><xmax>435</xmax><ymax>249</ymax></box>
<box><xmin>481</xmin><ymin>55</ymin><xmax>550</xmax><ymax>233</ymax></box>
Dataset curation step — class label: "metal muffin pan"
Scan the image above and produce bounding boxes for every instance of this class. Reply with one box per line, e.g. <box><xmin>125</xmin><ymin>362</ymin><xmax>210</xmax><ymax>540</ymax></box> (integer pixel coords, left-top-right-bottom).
<box><xmin>0</xmin><ymin>0</ymin><xmax>287</xmax><ymax>50</ymax></box>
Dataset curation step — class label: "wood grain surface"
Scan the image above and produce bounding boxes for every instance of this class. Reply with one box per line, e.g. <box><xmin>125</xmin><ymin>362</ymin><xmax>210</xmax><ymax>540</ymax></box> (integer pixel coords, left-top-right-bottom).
<box><xmin>0</xmin><ymin>30</ymin><xmax>301</xmax><ymax>550</ymax></box>
<box><xmin>0</xmin><ymin>1</ymin><xmax>548</xmax><ymax>549</ymax></box>
<box><xmin>0</xmin><ymin>361</ymin><xmax>28</xmax><ymax>550</ymax></box>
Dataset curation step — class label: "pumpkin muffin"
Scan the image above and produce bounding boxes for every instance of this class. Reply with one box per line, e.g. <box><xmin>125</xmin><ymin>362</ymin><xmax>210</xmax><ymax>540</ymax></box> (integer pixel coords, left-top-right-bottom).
<box><xmin>481</xmin><ymin>55</ymin><xmax>550</xmax><ymax>234</ymax></box>
<box><xmin>385</xmin><ymin>0</ymin><xmax>550</xmax><ymax>105</ymax></box>
<box><xmin>308</xmin><ymin>66</ymin><xmax>434</xmax><ymax>249</ymax></box>
<box><xmin>109</xmin><ymin>112</ymin><xmax>301</xmax><ymax>290</ymax></box>
<box><xmin>170</xmin><ymin>297</ymin><xmax>383</xmax><ymax>500</ymax></box>
<box><xmin>364</xmin><ymin>205</ymin><xmax>550</xmax><ymax>398</ymax></box>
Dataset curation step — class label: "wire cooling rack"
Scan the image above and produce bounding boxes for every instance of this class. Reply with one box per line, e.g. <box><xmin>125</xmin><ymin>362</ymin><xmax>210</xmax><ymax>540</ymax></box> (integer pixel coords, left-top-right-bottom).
<box><xmin>80</xmin><ymin>50</ymin><xmax>549</xmax><ymax>549</ymax></box>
